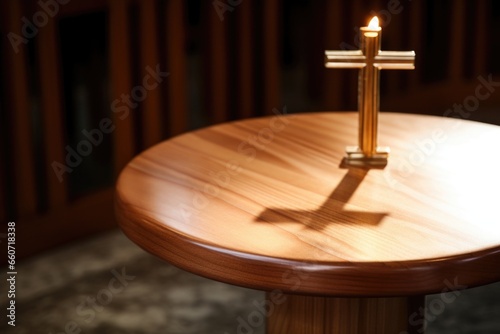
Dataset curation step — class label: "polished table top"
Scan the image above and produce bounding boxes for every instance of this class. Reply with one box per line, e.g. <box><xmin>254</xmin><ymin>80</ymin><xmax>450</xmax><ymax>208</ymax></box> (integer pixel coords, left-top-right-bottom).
<box><xmin>115</xmin><ymin>112</ymin><xmax>500</xmax><ymax>297</ymax></box>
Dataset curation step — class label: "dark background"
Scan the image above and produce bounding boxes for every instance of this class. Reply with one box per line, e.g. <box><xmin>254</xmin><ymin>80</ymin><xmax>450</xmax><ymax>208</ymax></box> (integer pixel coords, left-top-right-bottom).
<box><xmin>0</xmin><ymin>1</ymin><xmax>500</xmax><ymax>333</ymax></box>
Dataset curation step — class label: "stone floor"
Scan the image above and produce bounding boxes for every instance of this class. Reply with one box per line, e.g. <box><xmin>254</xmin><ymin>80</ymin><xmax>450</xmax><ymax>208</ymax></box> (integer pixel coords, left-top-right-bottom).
<box><xmin>1</xmin><ymin>229</ymin><xmax>499</xmax><ymax>334</ymax></box>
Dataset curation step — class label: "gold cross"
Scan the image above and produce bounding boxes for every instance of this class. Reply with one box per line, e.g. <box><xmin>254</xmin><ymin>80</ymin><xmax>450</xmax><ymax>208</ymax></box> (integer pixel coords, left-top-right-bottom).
<box><xmin>325</xmin><ymin>17</ymin><xmax>415</xmax><ymax>165</ymax></box>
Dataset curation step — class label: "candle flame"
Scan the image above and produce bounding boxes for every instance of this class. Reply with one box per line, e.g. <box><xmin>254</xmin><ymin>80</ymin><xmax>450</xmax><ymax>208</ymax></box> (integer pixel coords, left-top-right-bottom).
<box><xmin>368</xmin><ymin>16</ymin><xmax>379</xmax><ymax>29</ymax></box>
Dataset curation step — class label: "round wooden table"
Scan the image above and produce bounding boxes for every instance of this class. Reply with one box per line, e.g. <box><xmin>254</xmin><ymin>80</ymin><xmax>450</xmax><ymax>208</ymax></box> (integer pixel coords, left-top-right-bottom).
<box><xmin>115</xmin><ymin>112</ymin><xmax>500</xmax><ymax>334</ymax></box>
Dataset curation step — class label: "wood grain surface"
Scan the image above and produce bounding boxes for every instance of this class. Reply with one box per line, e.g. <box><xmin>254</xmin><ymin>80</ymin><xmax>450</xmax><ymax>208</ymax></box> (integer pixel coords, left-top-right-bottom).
<box><xmin>115</xmin><ymin>112</ymin><xmax>500</xmax><ymax>296</ymax></box>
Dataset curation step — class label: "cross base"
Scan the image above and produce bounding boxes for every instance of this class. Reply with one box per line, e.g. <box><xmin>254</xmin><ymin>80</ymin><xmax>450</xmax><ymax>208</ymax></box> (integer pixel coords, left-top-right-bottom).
<box><xmin>345</xmin><ymin>146</ymin><xmax>390</xmax><ymax>166</ymax></box>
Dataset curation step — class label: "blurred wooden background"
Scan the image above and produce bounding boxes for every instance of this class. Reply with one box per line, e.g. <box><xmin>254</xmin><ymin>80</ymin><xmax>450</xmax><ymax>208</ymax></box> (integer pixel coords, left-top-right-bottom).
<box><xmin>0</xmin><ymin>0</ymin><xmax>499</xmax><ymax>261</ymax></box>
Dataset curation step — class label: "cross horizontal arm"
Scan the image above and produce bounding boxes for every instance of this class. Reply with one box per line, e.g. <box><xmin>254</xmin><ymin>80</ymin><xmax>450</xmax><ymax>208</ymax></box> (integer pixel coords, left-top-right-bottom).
<box><xmin>325</xmin><ymin>50</ymin><xmax>366</xmax><ymax>68</ymax></box>
<box><xmin>374</xmin><ymin>51</ymin><xmax>415</xmax><ymax>70</ymax></box>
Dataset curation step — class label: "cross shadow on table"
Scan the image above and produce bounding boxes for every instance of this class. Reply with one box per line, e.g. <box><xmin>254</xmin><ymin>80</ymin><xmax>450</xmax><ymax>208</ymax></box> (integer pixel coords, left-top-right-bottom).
<box><xmin>255</xmin><ymin>163</ymin><xmax>388</xmax><ymax>230</ymax></box>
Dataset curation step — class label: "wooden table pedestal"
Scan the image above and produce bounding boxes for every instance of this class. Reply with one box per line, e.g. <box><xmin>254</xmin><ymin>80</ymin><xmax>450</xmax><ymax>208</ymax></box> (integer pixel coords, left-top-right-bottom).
<box><xmin>267</xmin><ymin>294</ymin><xmax>424</xmax><ymax>334</ymax></box>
